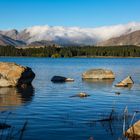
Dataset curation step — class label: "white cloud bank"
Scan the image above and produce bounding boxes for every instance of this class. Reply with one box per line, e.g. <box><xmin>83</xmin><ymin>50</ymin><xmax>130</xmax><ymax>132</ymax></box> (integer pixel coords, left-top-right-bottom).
<box><xmin>25</xmin><ymin>22</ymin><xmax>140</xmax><ymax>45</ymax></box>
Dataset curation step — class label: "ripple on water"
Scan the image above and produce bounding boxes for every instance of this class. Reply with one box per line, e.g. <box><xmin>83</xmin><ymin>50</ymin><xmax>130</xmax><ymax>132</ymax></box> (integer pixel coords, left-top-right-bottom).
<box><xmin>0</xmin><ymin>58</ymin><xmax>140</xmax><ymax>140</ymax></box>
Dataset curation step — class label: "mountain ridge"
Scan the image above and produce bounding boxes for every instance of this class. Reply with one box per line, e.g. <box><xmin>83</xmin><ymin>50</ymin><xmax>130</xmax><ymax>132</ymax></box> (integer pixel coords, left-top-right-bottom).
<box><xmin>0</xmin><ymin>22</ymin><xmax>140</xmax><ymax>47</ymax></box>
<box><xmin>0</xmin><ymin>34</ymin><xmax>26</xmax><ymax>46</ymax></box>
<box><xmin>97</xmin><ymin>30</ymin><xmax>140</xmax><ymax>46</ymax></box>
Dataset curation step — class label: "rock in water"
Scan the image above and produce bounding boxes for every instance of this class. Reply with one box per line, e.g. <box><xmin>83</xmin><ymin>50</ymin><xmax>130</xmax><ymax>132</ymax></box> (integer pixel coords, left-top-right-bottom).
<box><xmin>51</xmin><ymin>76</ymin><xmax>74</xmax><ymax>83</ymax></box>
<box><xmin>115</xmin><ymin>76</ymin><xmax>134</xmax><ymax>87</ymax></box>
<box><xmin>70</xmin><ymin>92</ymin><xmax>90</xmax><ymax>98</ymax></box>
<box><xmin>0</xmin><ymin>62</ymin><xmax>35</xmax><ymax>87</ymax></box>
<box><xmin>125</xmin><ymin>120</ymin><xmax>140</xmax><ymax>138</ymax></box>
<box><xmin>65</xmin><ymin>78</ymin><xmax>74</xmax><ymax>82</ymax></box>
<box><xmin>82</xmin><ymin>69</ymin><xmax>115</xmax><ymax>80</ymax></box>
<box><xmin>78</xmin><ymin>92</ymin><xmax>90</xmax><ymax>97</ymax></box>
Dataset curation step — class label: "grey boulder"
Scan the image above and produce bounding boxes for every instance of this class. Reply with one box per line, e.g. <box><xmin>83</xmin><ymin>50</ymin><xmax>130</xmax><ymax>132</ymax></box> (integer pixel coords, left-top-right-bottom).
<box><xmin>82</xmin><ymin>69</ymin><xmax>115</xmax><ymax>80</ymax></box>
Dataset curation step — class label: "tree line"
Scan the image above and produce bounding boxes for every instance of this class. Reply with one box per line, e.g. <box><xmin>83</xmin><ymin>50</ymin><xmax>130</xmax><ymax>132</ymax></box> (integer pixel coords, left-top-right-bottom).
<box><xmin>0</xmin><ymin>45</ymin><xmax>140</xmax><ymax>57</ymax></box>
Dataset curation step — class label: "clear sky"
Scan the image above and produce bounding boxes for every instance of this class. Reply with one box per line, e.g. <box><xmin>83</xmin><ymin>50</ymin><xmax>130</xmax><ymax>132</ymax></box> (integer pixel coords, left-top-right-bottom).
<box><xmin>0</xmin><ymin>0</ymin><xmax>140</xmax><ymax>29</ymax></box>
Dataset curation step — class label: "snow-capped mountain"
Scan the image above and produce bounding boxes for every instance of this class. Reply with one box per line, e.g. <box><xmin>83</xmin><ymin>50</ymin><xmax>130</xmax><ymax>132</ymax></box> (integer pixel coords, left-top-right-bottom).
<box><xmin>0</xmin><ymin>22</ymin><xmax>140</xmax><ymax>46</ymax></box>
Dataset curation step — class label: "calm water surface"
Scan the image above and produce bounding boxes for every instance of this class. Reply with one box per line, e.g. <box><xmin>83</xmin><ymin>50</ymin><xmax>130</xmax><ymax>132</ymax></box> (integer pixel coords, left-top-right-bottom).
<box><xmin>0</xmin><ymin>58</ymin><xmax>140</xmax><ymax>140</ymax></box>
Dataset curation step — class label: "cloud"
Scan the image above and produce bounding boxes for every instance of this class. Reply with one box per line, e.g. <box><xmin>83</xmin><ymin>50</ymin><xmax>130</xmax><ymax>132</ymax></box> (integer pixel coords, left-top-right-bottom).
<box><xmin>25</xmin><ymin>22</ymin><xmax>140</xmax><ymax>45</ymax></box>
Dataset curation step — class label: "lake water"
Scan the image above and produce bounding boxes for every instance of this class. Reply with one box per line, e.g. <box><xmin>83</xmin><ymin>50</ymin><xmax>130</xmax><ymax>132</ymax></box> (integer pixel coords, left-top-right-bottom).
<box><xmin>0</xmin><ymin>58</ymin><xmax>140</xmax><ymax>140</ymax></box>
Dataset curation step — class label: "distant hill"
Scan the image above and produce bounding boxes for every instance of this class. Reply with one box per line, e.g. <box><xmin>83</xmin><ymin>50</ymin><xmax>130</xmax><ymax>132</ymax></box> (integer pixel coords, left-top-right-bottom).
<box><xmin>0</xmin><ymin>29</ymin><xmax>19</xmax><ymax>40</ymax></box>
<box><xmin>1</xmin><ymin>22</ymin><xmax>140</xmax><ymax>47</ymax></box>
<box><xmin>0</xmin><ymin>34</ymin><xmax>26</xmax><ymax>46</ymax></box>
<box><xmin>27</xmin><ymin>40</ymin><xmax>57</xmax><ymax>47</ymax></box>
<box><xmin>97</xmin><ymin>30</ymin><xmax>140</xmax><ymax>46</ymax></box>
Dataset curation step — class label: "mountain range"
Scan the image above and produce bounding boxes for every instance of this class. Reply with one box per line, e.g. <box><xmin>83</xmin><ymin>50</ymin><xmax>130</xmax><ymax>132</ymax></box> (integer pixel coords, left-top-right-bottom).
<box><xmin>0</xmin><ymin>22</ymin><xmax>140</xmax><ymax>47</ymax></box>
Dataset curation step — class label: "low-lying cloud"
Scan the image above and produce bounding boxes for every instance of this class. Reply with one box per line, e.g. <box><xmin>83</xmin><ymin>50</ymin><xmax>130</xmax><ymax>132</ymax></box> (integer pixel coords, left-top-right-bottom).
<box><xmin>22</xmin><ymin>22</ymin><xmax>140</xmax><ymax>45</ymax></box>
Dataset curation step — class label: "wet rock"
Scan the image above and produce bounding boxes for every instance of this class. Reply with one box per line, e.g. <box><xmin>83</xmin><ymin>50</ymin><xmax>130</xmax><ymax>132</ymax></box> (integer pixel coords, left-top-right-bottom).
<box><xmin>125</xmin><ymin>120</ymin><xmax>140</xmax><ymax>139</ymax></box>
<box><xmin>0</xmin><ymin>62</ymin><xmax>35</xmax><ymax>87</ymax></box>
<box><xmin>70</xmin><ymin>92</ymin><xmax>90</xmax><ymax>98</ymax></box>
<box><xmin>82</xmin><ymin>69</ymin><xmax>115</xmax><ymax>80</ymax></box>
<box><xmin>51</xmin><ymin>76</ymin><xmax>74</xmax><ymax>83</ymax></box>
<box><xmin>65</xmin><ymin>78</ymin><xmax>74</xmax><ymax>82</ymax></box>
<box><xmin>115</xmin><ymin>76</ymin><xmax>134</xmax><ymax>87</ymax></box>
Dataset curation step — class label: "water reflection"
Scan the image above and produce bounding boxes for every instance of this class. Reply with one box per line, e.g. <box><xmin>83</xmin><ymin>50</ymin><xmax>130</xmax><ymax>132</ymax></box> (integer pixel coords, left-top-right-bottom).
<box><xmin>0</xmin><ymin>86</ymin><xmax>34</xmax><ymax>111</ymax></box>
<box><xmin>83</xmin><ymin>79</ymin><xmax>115</xmax><ymax>89</ymax></box>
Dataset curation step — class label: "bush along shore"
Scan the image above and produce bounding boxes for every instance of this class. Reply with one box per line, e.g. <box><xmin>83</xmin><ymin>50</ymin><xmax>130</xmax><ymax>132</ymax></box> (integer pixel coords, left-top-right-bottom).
<box><xmin>1</xmin><ymin>45</ymin><xmax>140</xmax><ymax>57</ymax></box>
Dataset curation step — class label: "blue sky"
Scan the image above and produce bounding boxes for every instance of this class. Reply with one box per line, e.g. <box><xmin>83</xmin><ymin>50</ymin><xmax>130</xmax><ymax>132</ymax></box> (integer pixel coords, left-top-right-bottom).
<box><xmin>0</xmin><ymin>0</ymin><xmax>140</xmax><ymax>29</ymax></box>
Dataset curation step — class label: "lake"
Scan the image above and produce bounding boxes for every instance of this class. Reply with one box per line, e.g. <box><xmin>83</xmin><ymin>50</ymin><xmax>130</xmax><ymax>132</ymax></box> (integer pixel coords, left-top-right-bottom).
<box><xmin>0</xmin><ymin>57</ymin><xmax>140</xmax><ymax>140</ymax></box>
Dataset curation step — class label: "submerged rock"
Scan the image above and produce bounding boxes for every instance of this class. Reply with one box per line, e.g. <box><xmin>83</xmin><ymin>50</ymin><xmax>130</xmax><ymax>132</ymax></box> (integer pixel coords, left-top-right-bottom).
<box><xmin>125</xmin><ymin>120</ymin><xmax>140</xmax><ymax>138</ymax></box>
<box><xmin>51</xmin><ymin>76</ymin><xmax>74</xmax><ymax>83</ymax></box>
<box><xmin>82</xmin><ymin>69</ymin><xmax>115</xmax><ymax>80</ymax></box>
<box><xmin>70</xmin><ymin>92</ymin><xmax>90</xmax><ymax>98</ymax></box>
<box><xmin>115</xmin><ymin>92</ymin><xmax>121</xmax><ymax>95</ymax></box>
<box><xmin>0</xmin><ymin>62</ymin><xmax>35</xmax><ymax>87</ymax></box>
<box><xmin>115</xmin><ymin>76</ymin><xmax>134</xmax><ymax>87</ymax></box>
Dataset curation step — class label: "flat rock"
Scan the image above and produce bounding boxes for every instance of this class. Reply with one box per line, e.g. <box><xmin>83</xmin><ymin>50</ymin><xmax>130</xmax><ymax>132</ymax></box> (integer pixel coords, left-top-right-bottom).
<box><xmin>125</xmin><ymin>120</ymin><xmax>140</xmax><ymax>138</ymax></box>
<box><xmin>65</xmin><ymin>78</ymin><xmax>74</xmax><ymax>82</ymax></box>
<box><xmin>82</xmin><ymin>69</ymin><xmax>115</xmax><ymax>80</ymax></box>
<box><xmin>115</xmin><ymin>76</ymin><xmax>134</xmax><ymax>87</ymax></box>
<box><xmin>51</xmin><ymin>76</ymin><xmax>74</xmax><ymax>83</ymax></box>
<box><xmin>0</xmin><ymin>62</ymin><xmax>35</xmax><ymax>87</ymax></box>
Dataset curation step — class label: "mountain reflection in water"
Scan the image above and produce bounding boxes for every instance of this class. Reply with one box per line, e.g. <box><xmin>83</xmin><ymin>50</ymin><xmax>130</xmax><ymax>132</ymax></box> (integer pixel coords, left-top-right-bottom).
<box><xmin>0</xmin><ymin>86</ymin><xmax>34</xmax><ymax>111</ymax></box>
<box><xmin>83</xmin><ymin>79</ymin><xmax>115</xmax><ymax>89</ymax></box>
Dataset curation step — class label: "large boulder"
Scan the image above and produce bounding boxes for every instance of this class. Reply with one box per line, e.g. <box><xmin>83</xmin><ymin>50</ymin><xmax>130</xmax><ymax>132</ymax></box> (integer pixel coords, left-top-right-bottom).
<box><xmin>82</xmin><ymin>69</ymin><xmax>115</xmax><ymax>80</ymax></box>
<box><xmin>51</xmin><ymin>76</ymin><xmax>74</xmax><ymax>83</ymax></box>
<box><xmin>0</xmin><ymin>62</ymin><xmax>35</xmax><ymax>87</ymax></box>
<box><xmin>115</xmin><ymin>76</ymin><xmax>134</xmax><ymax>87</ymax></box>
<box><xmin>125</xmin><ymin>120</ymin><xmax>140</xmax><ymax>139</ymax></box>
